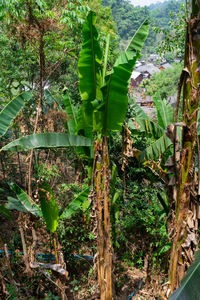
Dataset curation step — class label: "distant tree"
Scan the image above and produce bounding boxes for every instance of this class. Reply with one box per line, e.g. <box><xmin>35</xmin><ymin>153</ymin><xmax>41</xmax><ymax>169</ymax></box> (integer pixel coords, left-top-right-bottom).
<box><xmin>154</xmin><ymin>2</ymin><xmax>189</xmax><ymax>61</ymax></box>
<box><xmin>141</xmin><ymin>63</ymin><xmax>183</xmax><ymax>99</ymax></box>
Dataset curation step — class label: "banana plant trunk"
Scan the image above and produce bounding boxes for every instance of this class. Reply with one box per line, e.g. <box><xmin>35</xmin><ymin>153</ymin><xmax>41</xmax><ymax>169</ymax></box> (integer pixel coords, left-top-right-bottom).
<box><xmin>94</xmin><ymin>136</ymin><xmax>113</xmax><ymax>300</ymax></box>
<box><xmin>169</xmin><ymin>1</ymin><xmax>200</xmax><ymax>292</ymax></box>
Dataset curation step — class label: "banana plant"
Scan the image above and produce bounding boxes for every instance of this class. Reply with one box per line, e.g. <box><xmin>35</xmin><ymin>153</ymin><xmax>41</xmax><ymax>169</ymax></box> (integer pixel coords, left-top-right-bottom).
<box><xmin>169</xmin><ymin>1</ymin><xmax>200</xmax><ymax>291</ymax></box>
<box><xmin>170</xmin><ymin>250</ymin><xmax>200</xmax><ymax>300</ymax></box>
<box><xmin>128</xmin><ymin>93</ymin><xmax>174</xmax><ymax>162</ymax></box>
<box><xmin>0</xmin><ymin>89</ymin><xmax>92</xmax><ymax>152</ymax></box>
<box><xmin>77</xmin><ymin>10</ymin><xmax>149</xmax><ymax>299</ymax></box>
<box><xmin>6</xmin><ymin>182</ymin><xmax>90</xmax><ymax>233</ymax></box>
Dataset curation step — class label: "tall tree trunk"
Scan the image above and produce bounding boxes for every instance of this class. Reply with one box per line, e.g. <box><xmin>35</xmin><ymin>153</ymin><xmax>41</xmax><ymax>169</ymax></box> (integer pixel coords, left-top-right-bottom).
<box><xmin>94</xmin><ymin>136</ymin><xmax>113</xmax><ymax>300</ymax></box>
<box><xmin>169</xmin><ymin>1</ymin><xmax>200</xmax><ymax>292</ymax></box>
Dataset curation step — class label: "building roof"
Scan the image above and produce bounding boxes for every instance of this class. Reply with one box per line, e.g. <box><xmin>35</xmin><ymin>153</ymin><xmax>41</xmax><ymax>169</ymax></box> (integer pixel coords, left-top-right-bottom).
<box><xmin>131</xmin><ymin>71</ymin><xmax>142</xmax><ymax>80</ymax></box>
<box><xmin>162</xmin><ymin>63</ymin><xmax>172</xmax><ymax>69</ymax></box>
<box><xmin>135</xmin><ymin>63</ymin><xmax>160</xmax><ymax>76</ymax></box>
<box><xmin>135</xmin><ymin>61</ymin><xmax>142</xmax><ymax>68</ymax></box>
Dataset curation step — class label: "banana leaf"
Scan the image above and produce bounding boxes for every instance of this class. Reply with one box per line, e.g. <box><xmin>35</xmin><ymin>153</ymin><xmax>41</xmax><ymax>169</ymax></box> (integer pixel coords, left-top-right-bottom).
<box><xmin>63</xmin><ymin>92</ymin><xmax>91</xmax><ymax>158</ymax></box>
<box><xmin>140</xmin><ymin>134</ymin><xmax>172</xmax><ymax>162</ymax></box>
<box><xmin>63</xmin><ymin>92</ymin><xmax>77</xmax><ymax>135</ymax></box>
<box><xmin>170</xmin><ymin>250</ymin><xmax>200</xmax><ymax>300</ymax></box>
<box><xmin>1</xmin><ymin>133</ymin><xmax>92</xmax><ymax>152</ymax></box>
<box><xmin>9</xmin><ymin>182</ymin><xmax>42</xmax><ymax>217</ymax></box>
<box><xmin>130</xmin><ymin>98</ymin><xmax>150</xmax><ymax>119</ymax></box>
<box><xmin>0</xmin><ymin>204</ymin><xmax>12</xmax><ymax>220</ymax></box>
<box><xmin>0</xmin><ymin>91</ymin><xmax>32</xmax><ymax>137</ymax></box>
<box><xmin>39</xmin><ymin>182</ymin><xmax>59</xmax><ymax>233</ymax></box>
<box><xmin>153</xmin><ymin>93</ymin><xmax>174</xmax><ymax>129</ymax></box>
<box><xmin>60</xmin><ymin>187</ymin><xmax>90</xmax><ymax>219</ymax></box>
<box><xmin>44</xmin><ymin>89</ymin><xmax>63</xmax><ymax>110</ymax></box>
<box><xmin>6</xmin><ymin>196</ymin><xmax>27</xmax><ymax>213</ymax></box>
<box><xmin>94</xmin><ymin>19</ymin><xmax>149</xmax><ymax>134</ymax></box>
<box><xmin>128</xmin><ymin>100</ymin><xmax>164</xmax><ymax>139</ymax></box>
<box><xmin>129</xmin><ymin>118</ymin><xmax>164</xmax><ymax>139</ymax></box>
<box><xmin>77</xmin><ymin>10</ymin><xmax>103</xmax><ymax>138</ymax></box>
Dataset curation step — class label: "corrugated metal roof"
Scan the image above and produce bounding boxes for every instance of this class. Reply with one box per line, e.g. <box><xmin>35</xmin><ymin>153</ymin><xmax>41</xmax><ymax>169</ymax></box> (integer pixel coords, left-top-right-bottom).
<box><xmin>131</xmin><ymin>71</ymin><xmax>142</xmax><ymax>80</ymax></box>
<box><xmin>135</xmin><ymin>63</ymin><xmax>160</xmax><ymax>75</ymax></box>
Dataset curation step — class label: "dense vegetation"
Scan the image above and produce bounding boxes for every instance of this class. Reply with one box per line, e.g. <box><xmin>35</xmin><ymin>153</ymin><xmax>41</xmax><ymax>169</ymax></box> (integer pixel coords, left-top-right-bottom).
<box><xmin>102</xmin><ymin>0</ymin><xmax>183</xmax><ymax>53</ymax></box>
<box><xmin>0</xmin><ymin>0</ymin><xmax>200</xmax><ymax>299</ymax></box>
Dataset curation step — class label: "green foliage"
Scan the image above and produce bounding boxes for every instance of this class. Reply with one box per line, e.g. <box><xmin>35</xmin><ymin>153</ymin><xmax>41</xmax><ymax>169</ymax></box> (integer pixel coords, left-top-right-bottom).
<box><xmin>153</xmin><ymin>94</ymin><xmax>173</xmax><ymax>129</ymax></box>
<box><xmin>0</xmin><ymin>0</ymin><xmax>117</xmax><ymax>105</ymax></box>
<box><xmin>140</xmin><ymin>134</ymin><xmax>172</xmax><ymax>162</ymax></box>
<box><xmin>77</xmin><ymin>11</ymin><xmax>149</xmax><ymax>136</ymax></box>
<box><xmin>128</xmin><ymin>100</ymin><xmax>164</xmax><ymax>139</ymax></box>
<box><xmin>154</xmin><ymin>2</ymin><xmax>188</xmax><ymax>60</ymax></box>
<box><xmin>39</xmin><ymin>182</ymin><xmax>59</xmax><ymax>233</ymax></box>
<box><xmin>141</xmin><ymin>63</ymin><xmax>182</xmax><ymax>99</ymax></box>
<box><xmin>6</xmin><ymin>196</ymin><xmax>27</xmax><ymax>213</ymax></box>
<box><xmin>117</xmin><ymin>181</ymin><xmax>169</xmax><ymax>268</ymax></box>
<box><xmin>0</xmin><ymin>204</ymin><xmax>12</xmax><ymax>219</ymax></box>
<box><xmin>95</xmin><ymin>19</ymin><xmax>149</xmax><ymax>133</ymax></box>
<box><xmin>8</xmin><ymin>182</ymin><xmax>42</xmax><ymax>217</ymax></box>
<box><xmin>77</xmin><ymin>11</ymin><xmax>103</xmax><ymax>138</ymax></box>
<box><xmin>128</xmin><ymin>98</ymin><xmax>173</xmax><ymax>161</ymax></box>
<box><xmin>102</xmin><ymin>0</ymin><xmax>183</xmax><ymax>54</ymax></box>
<box><xmin>1</xmin><ymin>133</ymin><xmax>92</xmax><ymax>152</ymax></box>
<box><xmin>170</xmin><ymin>250</ymin><xmax>200</xmax><ymax>299</ymax></box>
<box><xmin>60</xmin><ymin>187</ymin><xmax>90</xmax><ymax>219</ymax></box>
<box><xmin>102</xmin><ymin>0</ymin><xmax>149</xmax><ymax>42</ymax></box>
<box><xmin>63</xmin><ymin>91</ymin><xmax>77</xmax><ymax>135</ymax></box>
<box><xmin>0</xmin><ymin>91</ymin><xmax>32</xmax><ymax>137</ymax></box>
<box><xmin>36</xmin><ymin>163</ymin><xmax>60</xmax><ymax>182</ymax></box>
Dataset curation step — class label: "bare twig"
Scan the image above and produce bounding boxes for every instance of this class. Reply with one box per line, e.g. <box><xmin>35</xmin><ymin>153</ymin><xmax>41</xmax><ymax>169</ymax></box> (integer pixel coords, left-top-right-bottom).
<box><xmin>4</xmin><ymin>244</ymin><xmax>19</xmax><ymax>297</ymax></box>
<box><xmin>28</xmin><ymin>97</ymin><xmax>41</xmax><ymax>197</ymax></box>
<box><xmin>43</xmin><ymin>48</ymin><xmax>75</xmax><ymax>88</ymax></box>
<box><xmin>19</xmin><ymin>224</ymin><xmax>31</xmax><ymax>275</ymax></box>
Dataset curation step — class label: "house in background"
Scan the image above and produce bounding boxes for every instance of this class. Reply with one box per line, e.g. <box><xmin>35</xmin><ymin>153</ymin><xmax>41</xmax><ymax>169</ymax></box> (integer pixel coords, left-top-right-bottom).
<box><xmin>130</xmin><ymin>63</ymin><xmax>160</xmax><ymax>88</ymax></box>
<box><xmin>160</xmin><ymin>62</ymin><xmax>172</xmax><ymax>70</ymax></box>
<box><xmin>135</xmin><ymin>63</ymin><xmax>160</xmax><ymax>76</ymax></box>
<box><xmin>130</xmin><ymin>71</ymin><xmax>144</xmax><ymax>88</ymax></box>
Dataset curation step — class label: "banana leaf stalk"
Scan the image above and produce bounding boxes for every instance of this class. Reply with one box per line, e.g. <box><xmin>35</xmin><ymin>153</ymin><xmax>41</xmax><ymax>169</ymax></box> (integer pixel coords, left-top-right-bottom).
<box><xmin>169</xmin><ymin>2</ymin><xmax>200</xmax><ymax>291</ymax></box>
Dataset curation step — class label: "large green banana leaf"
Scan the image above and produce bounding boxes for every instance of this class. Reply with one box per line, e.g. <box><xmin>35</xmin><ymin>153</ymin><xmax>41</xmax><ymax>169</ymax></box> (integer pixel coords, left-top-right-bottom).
<box><xmin>1</xmin><ymin>133</ymin><xmax>92</xmax><ymax>152</ymax></box>
<box><xmin>77</xmin><ymin>10</ymin><xmax>103</xmax><ymax>137</ymax></box>
<box><xmin>94</xmin><ymin>19</ymin><xmax>149</xmax><ymax>134</ymax></box>
<box><xmin>140</xmin><ymin>134</ymin><xmax>172</xmax><ymax>162</ymax></box>
<box><xmin>39</xmin><ymin>182</ymin><xmax>59</xmax><ymax>233</ymax></box>
<box><xmin>128</xmin><ymin>100</ymin><xmax>164</xmax><ymax>139</ymax></box>
<box><xmin>0</xmin><ymin>91</ymin><xmax>32</xmax><ymax>137</ymax></box>
<box><xmin>8</xmin><ymin>182</ymin><xmax>42</xmax><ymax>217</ymax></box>
<box><xmin>60</xmin><ymin>187</ymin><xmax>90</xmax><ymax>219</ymax></box>
<box><xmin>153</xmin><ymin>93</ymin><xmax>173</xmax><ymax>129</ymax></box>
<box><xmin>170</xmin><ymin>250</ymin><xmax>200</xmax><ymax>300</ymax></box>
